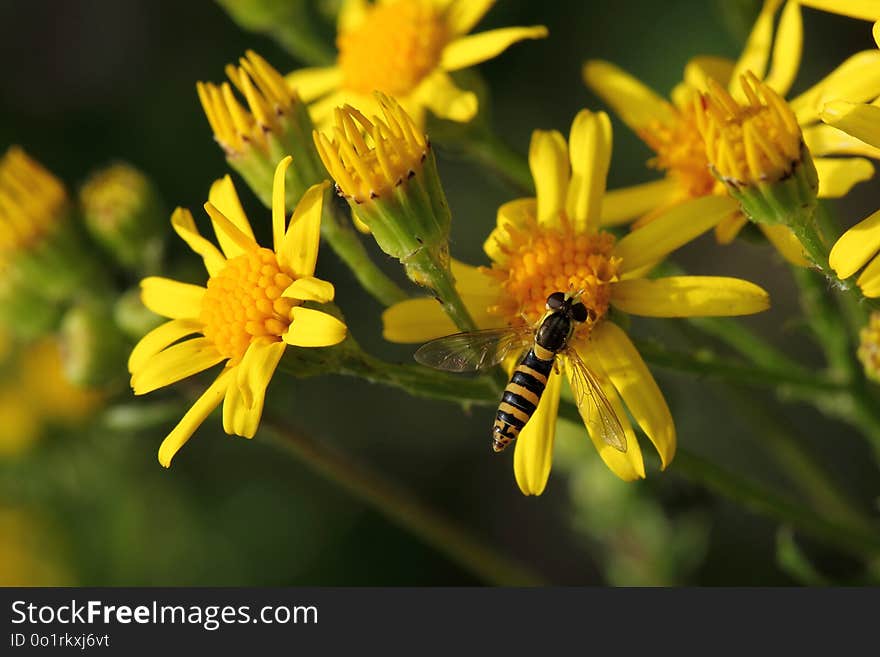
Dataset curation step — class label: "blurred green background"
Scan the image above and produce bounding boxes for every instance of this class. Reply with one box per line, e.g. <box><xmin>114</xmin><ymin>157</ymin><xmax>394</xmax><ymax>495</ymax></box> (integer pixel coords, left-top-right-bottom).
<box><xmin>0</xmin><ymin>0</ymin><xmax>877</xmax><ymax>586</ymax></box>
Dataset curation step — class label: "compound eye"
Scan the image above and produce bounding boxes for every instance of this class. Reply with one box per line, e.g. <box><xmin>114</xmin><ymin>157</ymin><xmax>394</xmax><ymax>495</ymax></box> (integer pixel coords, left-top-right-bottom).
<box><xmin>571</xmin><ymin>302</ymin><xmax>589</xmax><ymax>323</ymax></box>
<box><xmin>546</xmin><ymin>291</ymin><xmax>565</xmax><ymax>310</ymax></box>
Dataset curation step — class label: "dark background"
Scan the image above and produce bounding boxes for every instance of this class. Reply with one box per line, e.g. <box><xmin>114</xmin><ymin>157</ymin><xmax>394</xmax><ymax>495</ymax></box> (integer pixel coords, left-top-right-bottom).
<box><xmin>0</xmin><ymin>0</ymin><xmax>877</xmax><ymax>585</ymax></box>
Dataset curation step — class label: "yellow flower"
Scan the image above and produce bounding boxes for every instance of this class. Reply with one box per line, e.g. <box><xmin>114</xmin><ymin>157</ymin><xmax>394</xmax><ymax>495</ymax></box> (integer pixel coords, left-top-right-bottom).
<box><xmin>0</xmin><ymin>146</ymin><xmax>69</xmax><ymax>257</ymax></box>
<box><xmin>313</xmin><ymin>94</ymin><xmax>451</xmax><ymax>274</ymax></box>
<box><xmin>584</xmin><ymin>0</ymin><xmax>879</xmax><ymax>264</ymax></box>
<box><xmin>0</xmin><ymin>337</ymin><xmax>103</xmax><ymax>458</ymax></box>
<box><xmin>383</xmin><ymin>111</ymin><xmax>770</xmax><ymax>494</ymax></box>
<box><xmin>829</xmin><ymin>207</ymin><xmax>880</xmax><ymax>296</ymax></box>
<box><xmin>286</xmin><ymin>0</ymin><xmax>547</xmax><ymax>128</ymax></box>
<box><xmin>129</xmin><ymin>158</ymin><xmax>347</xmax><ymax>467</ymax></box>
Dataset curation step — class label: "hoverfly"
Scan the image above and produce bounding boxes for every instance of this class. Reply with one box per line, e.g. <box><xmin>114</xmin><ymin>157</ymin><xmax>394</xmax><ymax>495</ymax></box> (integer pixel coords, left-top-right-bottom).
<box><xmin>415</xmin><ymin>290</ymin><xmax>628</xmax><ymax>454</ymax></box>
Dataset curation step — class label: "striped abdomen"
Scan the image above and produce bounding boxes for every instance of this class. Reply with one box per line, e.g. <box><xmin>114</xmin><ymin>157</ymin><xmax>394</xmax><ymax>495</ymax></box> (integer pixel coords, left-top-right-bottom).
<box><xmin>492</xmin><ymin>346</ymin><xmax>555</xmax><ymax>452</ymax></box>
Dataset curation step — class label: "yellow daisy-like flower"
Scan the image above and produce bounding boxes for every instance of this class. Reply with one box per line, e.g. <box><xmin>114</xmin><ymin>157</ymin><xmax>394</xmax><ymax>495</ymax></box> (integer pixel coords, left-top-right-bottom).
<box><xmin>383</xmin><ymin>111</ymin><xmax>770</xmax><ymax>494</ymax></box>
<box><xmin>584</xmin><ymin>0</ymin><xmax>879</xmax><ymax>264</ymax></box>
<box><xmin>286</xmin><ymin>0</ymin><xmax>547</xmax><ymax>128</ymax></box>
<box><xmin>129</xmin><ymin>158</ymin><xmax>347</xmax><ymax>467</ymax></box>
<box><xmin>0</xmin><ymin>146</ymin><xmax>69</xmax><ymax>257</ymax></box>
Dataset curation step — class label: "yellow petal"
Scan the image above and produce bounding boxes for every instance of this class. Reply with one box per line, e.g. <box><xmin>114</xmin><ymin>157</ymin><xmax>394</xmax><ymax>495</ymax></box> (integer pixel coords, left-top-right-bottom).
<box><xmin>815</xmin><ymin>157</ymin><xmax>874</xmax><ymax>198</ymax></box>
<box><xmin>308</xmin><ymin>90</ymin><xmax>349</xmax><ymax>126</ymax></box>
<box><xmin>418</xmin><ymin>71</ymin><xmax>477</xmax><ymax>122</ymax></box>
<box><xmin>529</xmin><ymin>129</ymin><xmax>568</xmax><ymax>225</ymax></box>
<box><xmin>131</xmin><ymin>338</ymin><xmax>224</xmax><ymax>395</ymax></box>
<box><xmin>484</xmin><ymin>198</ymin><xmax>536</xmax><ymax>264</ymax></box>
<box><xmin>600</xmin><ymin>178</ymin><xmax>680</xmax><ymax>227</ymax></box>
<box><xmin>272</xmin><ymin>156</ymin><xmax>293</xmax><ymax>252</ymax></box>
<box><xmin>207</xmin><ymin>175</ymin><xmax>256</xmax><ymax>257</ymax></box>
<box><xmin>857</xmin><ymin>253</ymin><xmax>880</xmax><ymax>296</ymax></box>
<box><xmin>830</xmin><ymin>208</ymin><xmax>880</xmax><ymax>279</ymax></box>
<box><xmin>790</xmin><ymin>49</ymin><xmax>880</xmax><ymax>126</ymax></box>
<box><xmin>759</xmin><ymin>224</ymin><xmax>810</xmax><ymax>266</ymax></box>
<box><xmin>762</xmin><ymin>0</ymin><xmax>803</xmax><ymax>97</ymax></box>
<box><xmin>714</xmin><ymin>210</ymin><xmax>749</xmax><ymax>244</ymax></box>
<box><xmin>158</xmin><ymin>367</ymin><xmax>232</xmax><ymax>468</ymax></box>
<box><xmin>566</xmin><ymin>344</ymin><xmax>644</xmax><ymax>481</ymax></box>
<box><xmin>444</xmin><ymin>0</ymin><xmax>495</xmax><ymax>35</ymax></box>
<box><xmin>171</xmin><ymin>208</ymin><xmax>225</xmax><ymax>277</ymax></box>
<box><xmin>567</xmin><ymin>110</ymin><xmax>612</xmax><ymax>233</ymax></box>
<box><xmin>128</xmin><ymin>319</ymin><xmax>203</xmax><ymax>374</ymax></box>
<box><xmin>614</xmin><ymin>195</ymin><xmax>739</xmax><ymax>273</ymax></box>
<box><xmin>278</xmin><ymin>181</ymin><xmax>328</xmax><ymax>277</ymax></box>
<box><xmin>451</xmin><ymin>259</ymin><xmax>500</xmax><ymax>300</ymax></box>
<box><xmin>203</xmin><ymin>202</ymin><xmax>257</xmax><ymax>259</ymax></box>
<box><xmin>730</xmin><ymin>0</ymin><xmax>783</xmax><ymax>94</ymax></box>
<box><xmin>820</xmin><ymin>101</ymin><xmax>880</xmax><ymax>151</ymax></box>
<box><xmin>803</xmin><ymin>123</ymin><xmax>880</xmax><ymax>158</ymax></box>
<box><xmin>513</xmin><ymin>368</ymin><xmax>561</xmax><ymax>496</ymax></box>
<box><xmin>284</xmin><ymin>66</ymin><xmax>341</xmax><ymax>103</ymax></box>
<box><xmin>382</xmin><ymin>292</ymin><xmax>503</xmax><ymax>343</ymax></box>
<box><xmin>441</xmin><ymin>26</ymin><xmax>548</xmax><ymax>71</ymax></box>
<box><xmin>236</xmin><ymin>338</ymin><xmax>285</xmax><ymax>421</ymax></box>
<box><xmin>282</xmin><ymin>276</ymin><xmax>335</xmax><ymax>303</ymax></box>
<box><xmin>797</xmin><ymin>0</ymin><xmax>880</xmax><ymax>20</ymax></box>
<box><xmin>582</xmin><ymin>60</ymin><xmax>676</xmax><ymax>131</ymax></box>
<box><xmin>611</xmin><ymin>276</ymin><xmax>770</xmax><ymax>317</ymax></box>
<box><xmin>591</xmin><ymin>322</ymin><xmax>675</xmax><ymax>469</ymax></box>
<box><xmin>284</xmin><ymin>307</ymin><xmax>347</xmax><ymax>347</ymax></box>
<box><xmin>140</xmin><ymin>277</ymin><xmax>205</xmax><ymax>320</ymax></box>
<box><xmin>683</xmin><ymin>56</ymin><xmax>736</xmax><ymax>92</ymax></box>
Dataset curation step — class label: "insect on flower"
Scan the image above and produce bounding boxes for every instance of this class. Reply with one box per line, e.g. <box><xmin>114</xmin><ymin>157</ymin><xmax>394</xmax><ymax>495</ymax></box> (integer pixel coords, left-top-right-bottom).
<box><xmin>414</xmin><ymin>289</ymin><xmax>627</xmax><ymax>454</ymax></box>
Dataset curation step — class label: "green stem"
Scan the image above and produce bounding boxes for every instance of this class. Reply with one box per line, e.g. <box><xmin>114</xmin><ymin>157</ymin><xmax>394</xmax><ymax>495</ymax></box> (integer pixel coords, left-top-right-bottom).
<box><xmin>633</xmin><ymin>338</ymin><xmax>842</xmax><ymax>397</ymax></box>
<box><xmin>723</xmin><ymin>385</ymin><xmax>872</xmax><ymax>532</ymax></box>
<box><xmin>670</xmin><ymin>448</ymin><xmax>880</xmax><ymax>561</ymax></box>
<box><xmin>405</xmin><ymin>248</ymin><xmax>478</xmax><ymax>332</ymax></box>
<box><xmin>322</xmin><ymin>200</ymin><xmax>407</xmax><ymax>307</ymax></box>
<box><xmin>261</xmin><ymin>414</ymin><xmax>544</xmax><ymax>586</ymax></box>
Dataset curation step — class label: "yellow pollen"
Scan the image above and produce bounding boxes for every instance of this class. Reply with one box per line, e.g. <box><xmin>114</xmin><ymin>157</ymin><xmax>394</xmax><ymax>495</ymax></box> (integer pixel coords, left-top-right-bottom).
<box><xmin>485</xmin><ymin>215</ymin><xmax>622</xmax><ymax>331</ymax></box>
<box><xmin>639</xmin><ymin>100</ymin><xmax>720</xmax><ymax>199</ymax></box>
<box><xmin>338</xmin><ymin>0</ymin><xmax>449</xmax><ymax>96</ymax></box>
<box><xmin>197</xmin><ymin>50</ymin><xmax>299</xmax><ymax>156</ymax></box>
<box><xmin>313</xmin><ymin>93</ymin><xmax>427</xmax><ymax>203</ymax></box>
<box><xmin>0</xmin><ymin>147</ymin><xmax>68</xmax><ymax>256</ymax></box>
<box><xmin>696</xmin><ymin>72</ymin><xmax>802</xmax><ymax>186</ymax></box>
<box><xmin>200</xmin><ymin>247</ymin><xmax>296</xmax><ymax>362</ymax></box>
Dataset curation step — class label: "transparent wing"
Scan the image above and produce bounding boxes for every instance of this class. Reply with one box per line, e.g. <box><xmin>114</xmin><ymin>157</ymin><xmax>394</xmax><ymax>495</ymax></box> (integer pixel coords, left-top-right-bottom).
<box><xmin>565</xmin><ymin>348</ymin><xmax>628</xmax><ymax>453</ymax></box>
<box><xmin>414</xmin><ymin>326</ymin><xmax>533</xmax><ymax>372</ymax></box>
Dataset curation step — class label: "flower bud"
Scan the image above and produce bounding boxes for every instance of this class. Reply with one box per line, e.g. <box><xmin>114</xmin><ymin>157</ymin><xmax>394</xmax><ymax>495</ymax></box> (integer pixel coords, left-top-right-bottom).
<box><xmin>313</xmin><ymin>93</ymin><xmax>452</xmax><ymax>286</ymax></box>
<box><xmin>79</xmin><ymin>162</ymin><xmax>165</xmax><ymax>273</ymax></box>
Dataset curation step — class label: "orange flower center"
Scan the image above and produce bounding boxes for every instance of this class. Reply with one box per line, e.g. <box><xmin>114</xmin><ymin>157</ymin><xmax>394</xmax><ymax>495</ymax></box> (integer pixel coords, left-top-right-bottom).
<box><xmin>485</xmin><ymin>216</ymin><xmax>622</xmax><ymax>331</ymax></box>
<box><xmin>200</xmin><ymin>248</ymin><xmax>296</xmax><ymax>362</ymax></box>
<box><xmin>337</xmin><ymin>0</ymin><xmax>449</xmax><ymax>96</ymax></box>
<box><xmin>639</xmin><ymin>101</ymin><xmax>719</xmax><ymax>199</ymax></box>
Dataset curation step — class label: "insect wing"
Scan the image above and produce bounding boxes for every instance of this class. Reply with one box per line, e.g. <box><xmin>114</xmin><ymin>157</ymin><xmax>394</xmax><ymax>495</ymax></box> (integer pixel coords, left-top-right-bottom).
<box><xmin>414</xmin><ymin>326</ymin><xmax>533</xmax><ymax>372</ymax></box>
<box><xmin>566</xmin><ymin>348</ymin><xmax>628</xmax><ymax>452</ymax></box>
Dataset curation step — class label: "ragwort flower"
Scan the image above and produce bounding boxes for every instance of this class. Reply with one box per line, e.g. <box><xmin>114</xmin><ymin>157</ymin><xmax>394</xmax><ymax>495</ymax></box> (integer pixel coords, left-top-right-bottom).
<box><xmin>383</xmin><ymin>111</ymin><xmax>770</xmax><ymax>494</ymax></box>
<box><xmin>286</xmin><ymin>0</ymin><xmax>547</xmax><ymax>128</ymax></box>
<box><xmin>584</xmin><ymin>0</ymin><xmax>879</xmax><ymax>264</ymax></box>
<box><xmin>129</xmin><ymin>158</ymin><xmax>346</xmax><ymax>467</ymax></box>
